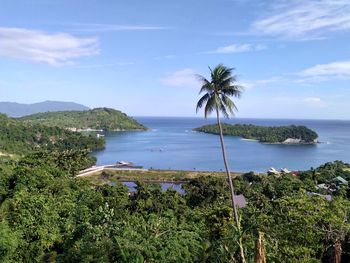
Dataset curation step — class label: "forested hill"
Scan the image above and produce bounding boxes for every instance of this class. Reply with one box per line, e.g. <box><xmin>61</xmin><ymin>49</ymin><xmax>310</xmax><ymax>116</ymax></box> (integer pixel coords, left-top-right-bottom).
<box><xmin>20</xmin><ymin>107</ymin><xmax>147</xmax><ymax>131</ymax></box>
<box><xmin>0</xmin><ymin>114</ymin><xmax>104</xmax><ymax>155</ymax></box>
<box><xmin>194</xmin><ymin>123</ymin><xmax>318</xmax><ymax>144</ymax></box>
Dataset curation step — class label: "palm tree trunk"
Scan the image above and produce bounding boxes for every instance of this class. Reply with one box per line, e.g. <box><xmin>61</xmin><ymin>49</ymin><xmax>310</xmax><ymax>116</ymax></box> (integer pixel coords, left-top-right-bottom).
<box><xmin>254</xmin><ymin>232</ymin><xmax>266</xmax><ymax>263</ymax></box>
<box><xmin>215</xmin><ymin>107</ymin><xmax>245</xmax><ymax>263</ymax></box>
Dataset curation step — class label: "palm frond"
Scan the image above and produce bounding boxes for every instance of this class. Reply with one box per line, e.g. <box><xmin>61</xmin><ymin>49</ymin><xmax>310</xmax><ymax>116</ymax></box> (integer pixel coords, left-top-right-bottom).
<box><xmin>204</xmin><ymin>96</ymin><xmax>216</xmax><ymax>118</ymax></box>
<box><xmin>196</xmin><ymin>93</ymin><xmax>210</xmax><ymax>113</ymax></box>
<box><xmin>221</xmin><ymin>94</ymin><xmax>238</xmax><ymax>115</ymax></box>
<box><xmin>219</xmin><ymin>100</ymin><xmax>229</xmax><ymax>118</ymax></box>
<box><xmin>218</xmin><ymin>68</ymin><xmax>235</xmax><ymax>84</ymax></box>
<box><xmin>196</xmin><ymin>64</ymin><xmax>244</xmax><ymax>118</ymax></box>
<box><xmin>196</xmin><ymin>74</ymin><xmax>213</xmax><ymax>94</ymax></box>
<box><xmin>221</xmin><ymin>85</ymin><xmax>243</xmax><ymax>97</ymax></box>
<box><xmin>219</xmin><ymin>75</ymin><xmax>237</xmax><ymax>88</ymax></box>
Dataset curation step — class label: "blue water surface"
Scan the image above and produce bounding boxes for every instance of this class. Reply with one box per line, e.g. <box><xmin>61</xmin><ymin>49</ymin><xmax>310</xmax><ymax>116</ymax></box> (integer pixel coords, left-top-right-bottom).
<box><xmin>93</xmin><ymin>117</ymin><xmax>350</xmax><ymax>172</ymax></box>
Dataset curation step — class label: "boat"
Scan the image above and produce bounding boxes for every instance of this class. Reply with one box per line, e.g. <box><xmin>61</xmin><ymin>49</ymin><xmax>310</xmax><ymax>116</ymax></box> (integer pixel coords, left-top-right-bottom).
<box><xmin>281</xmin><ymin>168</ymin><xmax>291</xmax><ymax>174</ymax></box>
<box><xmin>268</xmin><ymin>167</ymin><xmax>280</xmax><ymax>175</ymax></box>
<box><xmin>116</xmin><ymin>161</ymin><xmax>135</xmax><ymax>168</ymax></box>
<box><xmin>115</xmin><ymin>161</ymin><xmax>143</xmax><ymax>169</ymax></box>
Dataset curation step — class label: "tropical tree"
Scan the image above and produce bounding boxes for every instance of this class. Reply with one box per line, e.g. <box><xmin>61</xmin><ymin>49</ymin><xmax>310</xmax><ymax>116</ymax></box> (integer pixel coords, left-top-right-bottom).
<box><xmin>196</xmin><ymin>64</ymin><xmax>245</xmax><ymax>262</ymax></box>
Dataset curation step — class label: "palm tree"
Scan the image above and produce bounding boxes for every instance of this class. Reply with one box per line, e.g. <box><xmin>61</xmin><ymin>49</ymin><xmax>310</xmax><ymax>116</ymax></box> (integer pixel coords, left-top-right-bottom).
<box><xmin>196</xmin><ymin>64</ymin><xmax>245</xmax><ymax>262</ymax></box>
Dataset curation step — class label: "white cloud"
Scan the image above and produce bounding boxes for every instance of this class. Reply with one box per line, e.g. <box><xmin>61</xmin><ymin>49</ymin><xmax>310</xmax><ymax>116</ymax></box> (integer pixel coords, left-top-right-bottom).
<box><xmin>275</xmin><ymin>96</ymin><xmax>327</xmax><ymax>108</ymax></box>
<box><xmin>300</xmin><ymin>60</ymin><xmax>350</xmax><ymax>77</ymax></box>
<box><xmin>160</xmin><ymin>69</ymin><xmax>199</xmax><ymax>88</ymax></box>
<box><xmin>72</xmin><ymin>62</ymin><xmax>134</xmax><ymax>69</ymax></box>
<box><xmin>206</xmin><ymin>43</ymin><xmax>267</xmax><ymax>54</ymax></box>
<box><xmin>303</xmin><ymin>97</ymin><xmax>322</xmax><ymax>103</ymax></box>
<box><xmin>298</xmin><ymin>60</ymin><xmax>350</xmax><ymax>82</ymax></box>
<box><xmin>154</xmin><ymin>55</ymin><xmax>176</xmax><ymax>60</ymax></box>
<box><xmin>252</xmin><ymin>0</ymin><xmax>350</xmax><ymax>40</ymax></box>
<box><xmin>240</xmin><ymin>76</ymin><xmax>281</xmax><ymax>89</ymax></box>
<box><xmin>246</xmin><ymin>60</ymin><xmax>350</xmax><ymax>84</ymax></box>
<box><xmin>67</xmin><ymin>23</ymin><xmax>167</xmax><ymax>33</ymax></box>
<box><xmin>0</xmin><ymin>27</ymin><xmax>99</xmax><ymax>66</ymax></box>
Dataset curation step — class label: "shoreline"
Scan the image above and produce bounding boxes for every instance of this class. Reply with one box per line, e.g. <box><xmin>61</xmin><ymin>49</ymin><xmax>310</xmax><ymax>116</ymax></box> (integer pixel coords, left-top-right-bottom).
<box><xmin>67</xmin><ymin>127</ymin><xmax>147</xmax><ymax>132</ymax></box>
<box><xmin>195</xmin><ymin>131</ymin><xmax>318</xmax><ymax>145</ymax></box>
<box><xmin>78</xmin><ymin>168</ymin><xmax>245</xmax><ymax>184</ymax></box>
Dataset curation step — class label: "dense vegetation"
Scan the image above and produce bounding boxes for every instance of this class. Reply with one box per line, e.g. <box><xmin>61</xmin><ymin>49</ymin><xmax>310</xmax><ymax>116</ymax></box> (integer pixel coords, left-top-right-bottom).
<box><xmin>194</xmin><ymin>123</ymin><xmax>319</xmax><ymax>144</ymax></box>
<box><xmin>0</xmin><ymin>109</ymin><xmax>348</xmax><ymax>262</ymax></box>
<box><xmin>0</xmin><ymin>148</ymin><xmax>349</xmax><ymax>262</ymax></box>
<box><xmin>0</xmin><ymin>114</ymin><xmax>104</xmax><ymax>155</ymax></box>
<box><xmin>20</xmin><ymin>107</ymin><xmax>147</xmax><ymax>131</ymax></box>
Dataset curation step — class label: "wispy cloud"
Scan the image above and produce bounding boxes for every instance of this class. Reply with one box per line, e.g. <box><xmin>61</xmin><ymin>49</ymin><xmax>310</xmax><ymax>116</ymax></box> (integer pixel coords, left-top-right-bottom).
<box><xmin>303</xmin><ymin>97</ymin><xmax>322</xmax><ymax>103</ymax></box>
<box><xmin>71</xmin><ymin>62</ymin><xmax>134</xmax><ymax>69</ymax></box>
<box><xmin>160</xmin><ymin>69</ymin><xmax>199</xmax><ymax>88</ymax></box>
<box><xmin>244</xmin><ymin>60</ymin><xmax>350</xmax><ymax>86</ymax></box>
<box><xmin>205</xmin><ymin>43</ymin><xmax>267</xmax><ymax>54</ymax></box>
<box><xmin>298</xmin><ymin>60</ymin><xmax>350</xmax><ymax>81</ymax></box>
<box><xmin>154</xmin><ymin>55</ymin><xmax>176</xmax><ymax>60</ymax></box>
<box><xmin>252</xmin><ymin>0</ymin><xmax>350</xmax><ymax>40</ymax></box>
<box><xmin>0</xmin><ymin>27</ymin><xmax>99</xmax><ymax>66</ymax></box>
<box><xmin>275</xmin><ymin>96</ymin><xmax>327</xmax><ymax>108</ymax></box>
<box><xmin>66</xmin><ymin>23</ymin><xmax>167</xmax><ymax>33</ymax></box>
<box><xmin>240</xmin><ymin>76</ymin><xmax>282</xmax><ymax>89</ymax></box>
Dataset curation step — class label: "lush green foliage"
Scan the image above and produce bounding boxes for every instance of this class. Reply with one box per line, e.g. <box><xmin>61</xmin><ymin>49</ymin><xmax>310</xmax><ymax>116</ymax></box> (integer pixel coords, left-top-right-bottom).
<box><xmin>20</xmin><ymin>107</ymin><xmax>147</xmax><ymax>131</ymax></box>
<box><xmin>194</xmin><ymin>123</ymin><xmax>319</xmax><ymax>144</ymax></box>
<box><xmin>0</xmin><ymin>114</ymin><xmax>104</xmax><ymax>155</ymax></box>
<box><xmin>0</xmin><ymin>150</ymin><xmax>349</xmax><ymax>262</ymax></box>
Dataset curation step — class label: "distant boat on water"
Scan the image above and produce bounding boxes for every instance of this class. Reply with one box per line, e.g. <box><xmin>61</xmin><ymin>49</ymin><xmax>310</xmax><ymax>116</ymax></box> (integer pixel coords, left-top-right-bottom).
<box><xmin>116</xmin><ymin>161</ymin><xmax>143</xmax><ymax>169</ymax></box>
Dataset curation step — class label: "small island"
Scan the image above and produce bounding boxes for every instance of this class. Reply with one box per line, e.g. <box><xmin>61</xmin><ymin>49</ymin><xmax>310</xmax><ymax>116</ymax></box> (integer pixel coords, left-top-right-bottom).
<box><xmin>193</xmin><ymin>123</ymin><xmax>319</xmax><ymax>144</ymax></box>
<box><xmin>20</xmin><ymin>107</ymin><xmax>147</xmax><ymax>131</ymax></box>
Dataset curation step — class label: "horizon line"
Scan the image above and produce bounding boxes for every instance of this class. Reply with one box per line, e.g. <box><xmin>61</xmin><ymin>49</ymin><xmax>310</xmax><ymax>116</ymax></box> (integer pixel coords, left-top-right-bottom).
<box><xmin>132</xmin><ymin>115</ymin><xmax>350</xmax><ymax>122</ymax></box>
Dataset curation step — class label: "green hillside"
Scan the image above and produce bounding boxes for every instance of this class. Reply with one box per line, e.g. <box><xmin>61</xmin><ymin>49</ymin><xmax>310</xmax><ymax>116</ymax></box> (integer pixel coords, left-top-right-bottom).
<box><xmin>20</xmin><ymin>107</ymin><xmax>147</xmax><ymax>131</ymax></box>
<box><xmin>194</xmin><ymin>123</ymin><xmax>318</xmax><ymax>144</ymax></box>
<box><xmin>0</xmin><ymin>114</ymin><xmax>104</xmax><ymax>155</ymax></box>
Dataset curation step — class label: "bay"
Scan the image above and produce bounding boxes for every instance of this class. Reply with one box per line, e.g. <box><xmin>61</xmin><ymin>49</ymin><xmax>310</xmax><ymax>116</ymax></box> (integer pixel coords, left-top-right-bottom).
<box><xmin>93</xmin><ymin>117</ymin><xmax>350</xmax><ymax>172</ymax></box>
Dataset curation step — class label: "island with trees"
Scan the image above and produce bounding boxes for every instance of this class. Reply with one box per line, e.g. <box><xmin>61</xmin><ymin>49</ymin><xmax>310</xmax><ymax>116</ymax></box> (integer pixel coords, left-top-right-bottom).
<box><xmin>194</xmin><ymin>123</ymin><xmax>319</xmax><ymax>144</ymax></box>
<box><xmin>20</xmin><ymin>107</ymin><xmax>147</xmax><ymax>131</ymax></box>
<box><xmin>0</xmin><ymin>113</ymin><xmax>105</xmax><ymax>156</ymax></box>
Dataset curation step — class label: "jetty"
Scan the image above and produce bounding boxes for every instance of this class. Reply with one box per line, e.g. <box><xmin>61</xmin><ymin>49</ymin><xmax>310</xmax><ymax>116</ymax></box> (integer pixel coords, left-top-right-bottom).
<box><xmin>77</xmin><ymin>163</ymin><xmax>148</xmax><ymax>177</ymax></box>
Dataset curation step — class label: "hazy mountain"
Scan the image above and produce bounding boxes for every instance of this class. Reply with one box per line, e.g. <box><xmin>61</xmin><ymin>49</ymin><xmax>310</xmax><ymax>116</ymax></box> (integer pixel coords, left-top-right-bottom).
<box><xmin>0</xmin><ymin>101</ymin><xmax>90</xmax><ymax>117</ymax></box>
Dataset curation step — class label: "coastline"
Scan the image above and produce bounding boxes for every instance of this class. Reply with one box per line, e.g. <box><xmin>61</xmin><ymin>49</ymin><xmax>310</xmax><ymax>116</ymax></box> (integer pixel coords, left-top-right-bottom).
<box><xmin>78</xmin><ymin>168</ymin><xmax>244</xmax><ymax>185</ymax></box>
<box><xmin>67</xmin><ymin>127</ymin><xmax>147</xmax><ymax>132</ymax></box>
<box><xmin>196</xmin><ymin>130</ymin><xmax>318</xmax><ymax>145</ymax></box>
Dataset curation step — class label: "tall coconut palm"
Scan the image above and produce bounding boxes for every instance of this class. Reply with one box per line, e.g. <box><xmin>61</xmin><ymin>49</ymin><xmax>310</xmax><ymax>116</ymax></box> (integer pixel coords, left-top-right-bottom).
<box><xmin>196</xmin><ymin>64</ymin><xmax>245</xmax><ymax>262</ymax></box>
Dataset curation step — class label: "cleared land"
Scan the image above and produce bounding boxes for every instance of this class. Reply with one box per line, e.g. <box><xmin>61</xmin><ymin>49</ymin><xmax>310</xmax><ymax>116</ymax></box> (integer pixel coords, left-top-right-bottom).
<box><xmin>79</xmin><ymin>168</ymin><xmax>243</xmax><ymax>185</ymax></box>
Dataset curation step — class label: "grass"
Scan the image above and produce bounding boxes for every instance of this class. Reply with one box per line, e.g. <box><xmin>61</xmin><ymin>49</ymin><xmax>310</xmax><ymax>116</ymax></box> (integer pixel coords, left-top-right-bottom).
<box><xmin>78</xmin><ymin>168</ymin><xmax>242</xmax><ymax>185</ymax></box>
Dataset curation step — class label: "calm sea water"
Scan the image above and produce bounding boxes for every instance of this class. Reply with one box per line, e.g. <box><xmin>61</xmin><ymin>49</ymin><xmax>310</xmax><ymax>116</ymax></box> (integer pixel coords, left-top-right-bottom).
<box><xmin>93</xmin><ymin>117</ymin><xmax>350</xmax><ymax>172</ymax></box>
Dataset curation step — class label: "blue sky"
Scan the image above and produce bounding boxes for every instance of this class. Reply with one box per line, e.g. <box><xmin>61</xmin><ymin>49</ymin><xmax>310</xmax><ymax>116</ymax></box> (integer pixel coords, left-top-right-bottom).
<box><xmin>1</xmin><ymin>0</ymin><xmax>350</xmax><ymax>119</ymax></box>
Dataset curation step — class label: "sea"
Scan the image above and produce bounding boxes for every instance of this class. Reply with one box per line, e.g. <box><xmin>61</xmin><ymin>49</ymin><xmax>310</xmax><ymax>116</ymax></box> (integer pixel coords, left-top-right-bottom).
<box><xmin>92</xmin><ymin>117</ymin><xmax>350</xmax><ymax>173</ymax></box>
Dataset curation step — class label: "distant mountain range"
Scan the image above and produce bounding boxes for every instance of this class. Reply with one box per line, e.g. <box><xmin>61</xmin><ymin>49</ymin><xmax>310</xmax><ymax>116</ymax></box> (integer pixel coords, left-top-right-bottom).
<box><xmin>0</xmin><ymin>101</ymin><xmax>90</xmax><ymax>117</ymax></box>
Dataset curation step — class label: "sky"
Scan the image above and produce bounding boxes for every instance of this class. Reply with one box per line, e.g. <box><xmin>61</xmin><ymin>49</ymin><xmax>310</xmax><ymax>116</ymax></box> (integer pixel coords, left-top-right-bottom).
<box><xmin>1</xmin><ymin>0</ymin><xmax>350</xmax><ymax>119</ymax></box>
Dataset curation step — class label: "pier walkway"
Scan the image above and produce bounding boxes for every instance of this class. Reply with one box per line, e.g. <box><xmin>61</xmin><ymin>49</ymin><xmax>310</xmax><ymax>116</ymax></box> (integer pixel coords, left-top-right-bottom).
<box><xmin>77</xmin><ymin>165</ymin><xmax>148</xmax><ymax>177</ymax></box>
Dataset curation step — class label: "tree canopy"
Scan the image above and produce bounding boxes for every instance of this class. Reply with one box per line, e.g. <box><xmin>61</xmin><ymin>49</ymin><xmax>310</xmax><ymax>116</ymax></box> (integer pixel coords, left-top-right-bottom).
<box><xmin>0</xmin><ymin>114</ymin><xmax>104</xmax><ymax>156</ymax></box>
<box><xmin>0</xmin><ymin>150</ymin><xmax>349</xmax><ymax>262</ymax></box>
<box><xmin>20</xmin><ymin>107</ymin><xmax>147</xmax><ymax>131</ymax></box>
<box><xmin>194</xmin><ymin>123</ymin><xmax>319</xmax><ymax>144</ymax></box>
